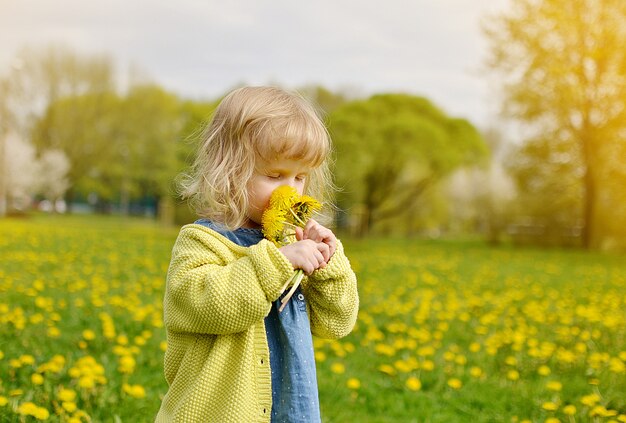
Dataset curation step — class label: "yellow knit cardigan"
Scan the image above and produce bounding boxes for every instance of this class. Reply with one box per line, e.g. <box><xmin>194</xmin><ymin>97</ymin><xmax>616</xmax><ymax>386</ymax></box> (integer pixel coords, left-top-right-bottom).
<box><xmin>155</xmin><ymin>224</ymin><xmax>359</xmax><ymax>423</ymax></box>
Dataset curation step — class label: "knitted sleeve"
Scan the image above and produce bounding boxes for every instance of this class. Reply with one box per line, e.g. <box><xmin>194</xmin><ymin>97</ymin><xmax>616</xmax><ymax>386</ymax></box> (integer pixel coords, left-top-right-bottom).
<box><xmin>164</xmin><ymin>226</ymin><xmax>293</xmax><ymax>335</ymax></box>
<box><xmin>301</xmin><ymin>240</ymin><xmax>359</xmax><ymax>339</ymax></box>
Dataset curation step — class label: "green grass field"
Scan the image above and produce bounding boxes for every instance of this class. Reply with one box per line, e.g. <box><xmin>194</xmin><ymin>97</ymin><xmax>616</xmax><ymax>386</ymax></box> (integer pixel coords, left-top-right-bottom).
<box><xmin>1</xmin><ymin>215</ymin><xmax>625</xmax><ymax>422</ymax></box>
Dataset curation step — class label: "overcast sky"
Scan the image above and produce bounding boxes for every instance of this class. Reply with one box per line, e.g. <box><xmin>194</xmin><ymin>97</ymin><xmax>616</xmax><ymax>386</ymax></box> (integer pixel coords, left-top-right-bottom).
<box><xmin>0</xmin><ymin>0</ymin><xmax>510</xmax><ymax>128</ymax></box>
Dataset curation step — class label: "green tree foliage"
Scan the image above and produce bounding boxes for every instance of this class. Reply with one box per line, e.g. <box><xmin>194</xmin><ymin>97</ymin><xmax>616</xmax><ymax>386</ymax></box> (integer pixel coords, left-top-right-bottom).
<box><xmin>505</xmin><ymin>136</ymin><xmax>583</xmax><ymax>245</ymax></box>
<box><xmin>31</xmin><ymin>91</ymin><xmax>123</xmax><ymax>204</ymax></box>
<box><xmin>329</xmin><ymin>94</ymin><xmax>489</xmax><ymax>235</ymax></box>
<box><xmin>484</xmin><ymin>0</ymin><xmax>626</xmax><ymax>249</ymax></box>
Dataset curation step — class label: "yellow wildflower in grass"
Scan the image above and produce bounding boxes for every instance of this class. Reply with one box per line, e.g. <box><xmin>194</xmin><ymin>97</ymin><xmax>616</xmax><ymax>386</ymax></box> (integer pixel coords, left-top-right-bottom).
<box><xmin>447</xmin><ymin>378</ymin><xmax>462</xmax><ymax>389</ymax></box>
<box><xmin>315</xmin><ymin>351</ymin><xmax>327</xmax><ymax>362</ymax></box>
<box><xmin>507</xmin><ymin>370</ymin><xmax>520</xmax><ymax>381</ymax></box>
<box><xmin>47</xmin><ymin>327</ymin><xmax>61</xmax><ymax>338</ymax></box>
<box><xmin>62</xmin><ymin>401</ymin><xmax>78</xmax><ymax>413</ymax></box>
<box><xmin>0</xmin><ymin>396</ymin><xmax>8</xmax><ymax>406</ymax></box>
<box><xmin>546</xmin><ymin>381</ymin><xmax>562</xmax><ymax>392</ymax></box>
<box><xmin>542</xmin><ymin>402</ymin><xmax>559</xmax><ymax>411</ymax></box>
<box><xmin>563</xmin><ymin>405</ymin><xmax>576</xmax><ymax>416</ymax></box>
<box><xmin>20</xmin><ymin>354</ymin><xmax>35</xmax><ymax>365</ymax></box>
<box><xmin>590</xmin><ymin>405</ymin><xmax>617</xmax><ymax>418</ymax></box>
<box><xmin>421</xmin><ymin>360</ymin><xmax>435</xmax><ymax>371</ymax></box>
<box><xmin>469</xmin><ymin>366</ymin><xmax>483</xmax><ymax>378</ymax></box>
<box><xmin>544</xmin><ymin>418</ymin><xmax>560</xmax><ymax>423</ymax></box>
<box><xmin>469</xmin><ymin>342</ymin><xmax>481</xmax><ymax>352</ymax></box>
<box><xmin>123</xmin><ymin>383</ymin><xmax>146</xmax><ymax>399</ymax></box>
<box><xmin>378</xmin><ymin>364</ymin><xmax>396</xmax><ymax>376</ymax></box>
<box><xmin>159</xmin><ymin>341</ymin><xmax>167</xmax><ymax>352</ymax></box>
<box><xmin>58</xmin><ymin>388</ymin><xmax>77</xmax><ymax>402</ymax></box>
<box><xmin>9</xmin><ymin>389</ymin><xmax>23</xmax><ymax>397</ymax></box>
<box><xmin>31</xmin><ymin>373</ymin><xmax>44</xmax><ymax>385</ymax></box>
<box><xmin>346</xmin><ymin>378</ymin><xmax>361</xmax><ymax>390</ymax></box>
<box><xmin>580</xmin><ymin>393</ymin><xmax>601</xmax><ymax>406</ymax></box>
<box><xmin>405</xmin><ymin>377</ymin><xmax>422</xmax><ymax>391</ymax></box>
<box><xmin>538</xmin><ymin>365</ymin><xmax>551</xmax><ymax>376</ymax></box>
<box><xmin>330</xmin><ymin>363</ymin><xmax>346</xmax><ymax>374</ymax></box>
<box><xmin>82</xmin><ymin>329</ymin><xmax>96</xmax><ymax>341</ymax></box>
<box><xmin>504</xmin><ymin>356</ymin><xmax>517</xmax><ymax>366</ymax></box>
<box><xmin>118</xmin><ymin>355</ymin><xmax>136</xmax><ymax>374</ymax></box>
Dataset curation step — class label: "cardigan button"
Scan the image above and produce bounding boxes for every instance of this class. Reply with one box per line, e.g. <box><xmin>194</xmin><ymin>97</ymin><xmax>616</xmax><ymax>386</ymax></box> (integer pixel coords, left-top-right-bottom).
<box><xmin>297</xmin><ymin>293</ymin><xmax>304</xmax><ymax>301</ymax></box>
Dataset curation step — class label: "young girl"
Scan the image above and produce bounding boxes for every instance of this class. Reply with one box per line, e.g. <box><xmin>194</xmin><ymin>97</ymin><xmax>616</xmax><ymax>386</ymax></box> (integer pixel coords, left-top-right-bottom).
<box><xmin>155</xmin><ymin>86</ymin><xmax>359</xmax><ymax>423</ymax></box>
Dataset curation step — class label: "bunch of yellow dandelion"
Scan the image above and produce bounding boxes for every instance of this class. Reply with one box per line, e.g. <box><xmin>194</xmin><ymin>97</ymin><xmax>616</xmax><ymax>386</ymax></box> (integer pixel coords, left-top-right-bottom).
<box><xmin>262</xmin><ymin>185</ymin><xmax>322</xmax><ymax>312</ymax></box>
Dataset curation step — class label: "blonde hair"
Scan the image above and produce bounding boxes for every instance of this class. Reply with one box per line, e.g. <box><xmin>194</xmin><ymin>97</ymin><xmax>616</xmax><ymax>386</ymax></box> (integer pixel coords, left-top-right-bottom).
<box><xmin>179</xmin><ymin>86</ymin><xmax>335</xmax><ymax>229</ymax></box>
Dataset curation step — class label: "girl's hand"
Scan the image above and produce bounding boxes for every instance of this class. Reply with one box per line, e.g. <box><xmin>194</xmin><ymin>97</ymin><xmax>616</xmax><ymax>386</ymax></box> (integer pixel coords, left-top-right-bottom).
<box><xmin>297</xmin><ymin>219</ymin><xmax>337</xmax><ymax>263</ymax></box>
<box><xmin>279</xmin><ymin>239</ymin><xmax>330</xmax><ymax>275</ymax></box>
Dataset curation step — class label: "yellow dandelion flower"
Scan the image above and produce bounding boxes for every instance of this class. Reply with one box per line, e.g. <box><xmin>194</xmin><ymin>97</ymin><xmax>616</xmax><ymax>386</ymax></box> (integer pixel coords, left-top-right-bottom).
<box><xmin>330</xmin><ymin>363</ymin><xmax>345</xmax><ymax>374</ymax></box>
<box><xmin>33</xmin><ymin>407</ymin><xmax>50</xmax><ymax>420</ymax></box>
<box><xmin>378</xmin><ymin>364</ymin><xmax>396</xmax><ymax>376</ymax></box>
<box><xmin>422</xmin><ymin>360</ymin><xmax>435</xmax><ymax>371</ymax></box>
<box><xmin>292</xmin><ymin>195</ymin><xmax>321</xmax><ymax>223</ymax></box>
<box><xmin>470</xmin><ymin>366</ymin><xmax>483</xmax><ymax>378</ymax></box>
<box><xmin>47</xmin><ymin>327</ymin><xmax>61</xmax><ymax>338</ymax></box>
<box><xmin>18</xmin><ymin>402</ymin><xmax>38</xmax><ymax>416</ymax></box>
<box><xmin>346</xmin><ymin>378</ymin><xmax>361</xmax><ymax>390</ymax></box>
<box><xmin>123</xmin><ymin>383</ymin><xmax>146</xmax><ymax>399</ymax></box>
<box><xmin>507</xmin><ymin>370</ymin><xmax>520</xmax><ymax>381</ymax></box>
<box><xmin>0</xmin><ymin>396</ymin><xmax>8</xmax><ymax>406</ymax></box>
<box><xmin>538</xmin><ymin>365</ymin><xmax>551</xmax><ymax>376</ymax></box>
<box><xmin>563</xmin><ymin>405</ymin><xmax>576</xmax><ymax>416</ymax></box>
<box><xmin>314</xmin><ymin>351</ymin><xmax>327</xmax><ymax>362</ymax></box>
<box><xmin>261</xmin><ymin>208</ymin><xmax>287</xmax><ymax>245</ymax></box>
<box><xmin>505</xmin><ymin>356</ymin><xmax>517</xmax><ymax>366</ymax></box>
<box><xmin>580</xmin><ymin>393</ymin><xmax>600</xmax><ymax>406</ymax></box>
<box><xmin>82</xmin><ymin>329</ymin><xmax>96</xmax><ymax>341</ymax></box>
<box><xmin>78</xmin><ymin>376</ymin><xmax>95</xmax><ymax>389</ymax></box>
<box><xmin>406</xmin><ymin>377</ymin><xmax>422</xmax><ymax>391</ymax></box>
<box><xmin>544</xmin><ymin>418</ymin><xmax>560</xmax><ymax>423</ymax></box>
<box><xmin>19</xmin><ymin>354</ymin><xmax>35</xmax><ymax>365</ymax></box>
<box><xmin>31</xmin><ymin>373</ymin><xmax>44</xmax><ymax>385</ymax></box>
<box><xmin>469</xmin><ymin>342</ymin><xmax>481</xmax><ymax>352</ymax></box>
<box><xmin>62</xmin><ymin>401</ymin><xmax>77</xmax><ymax>413</ymax></box>
<box><xmin>58</xmin><ymin>389</ymin><xmax>77</xmax><ymax>402</ymax></box>
<box><xmin>546</xmin><ymin>381</ymin><xmax>562</xmax><ymax>392</ymax></box>
<box><xmin>542</xmin><ymin>402</ymin><xmax>559</xmax><ymax>411</ymax></box>
<box><xmin>447</xmin><ymin>378</ymin><xmax>462</xmax><ymax>389</ymax></box>
<box><xmin>269</xmin><ymin>185</ymin><xmax>299</xmax><ymax>210</ymax></box>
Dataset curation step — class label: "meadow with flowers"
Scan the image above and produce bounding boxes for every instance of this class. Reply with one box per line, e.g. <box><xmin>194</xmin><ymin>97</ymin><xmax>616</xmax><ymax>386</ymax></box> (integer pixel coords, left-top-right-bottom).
<box><xmin>1</xmin><ymin>215</ymin><xmax>625</xmax><ymax>422</ymax></box>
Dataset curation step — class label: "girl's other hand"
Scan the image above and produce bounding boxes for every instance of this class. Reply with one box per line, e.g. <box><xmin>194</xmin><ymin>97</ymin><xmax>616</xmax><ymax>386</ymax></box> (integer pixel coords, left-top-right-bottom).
<box><xmin>279</xmin><ymin>239</ymin><xmax>329</xmax><ymax>275</ymax></box>
<box><xmin>298</xmin><ymin>220</ymin><xmax>337</xmax><ymax>262</ymax></box>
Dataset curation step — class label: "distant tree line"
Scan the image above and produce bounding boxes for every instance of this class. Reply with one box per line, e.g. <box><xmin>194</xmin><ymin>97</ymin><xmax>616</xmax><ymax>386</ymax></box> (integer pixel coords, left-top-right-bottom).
<box><xmin>2</xmin><ymin>8</ymin><xmax>626</xmax><ymax>253</ymax></box>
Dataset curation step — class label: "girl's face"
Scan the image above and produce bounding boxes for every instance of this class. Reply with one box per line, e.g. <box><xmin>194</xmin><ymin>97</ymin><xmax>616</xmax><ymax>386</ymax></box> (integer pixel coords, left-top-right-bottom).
<box><xmin>243</xmin><ymin>156</ymin><xmax>312</xmax><ymax>228</ymax></box>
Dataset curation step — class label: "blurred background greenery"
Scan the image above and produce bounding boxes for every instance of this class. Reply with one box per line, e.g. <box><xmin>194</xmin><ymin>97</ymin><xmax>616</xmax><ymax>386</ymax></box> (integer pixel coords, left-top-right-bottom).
<box><xmin>1</xmin><ymin>0</ymin><xmax>625</xmax><ymax>251</ymax></box>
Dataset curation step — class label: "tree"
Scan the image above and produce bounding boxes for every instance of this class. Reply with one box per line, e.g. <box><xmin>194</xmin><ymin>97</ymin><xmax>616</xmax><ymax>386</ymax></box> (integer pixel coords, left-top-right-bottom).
<box><xmin>329</xmin><ymin>94</ymin><xmax>489</xmax><ymax>235</ymax></box>
<box><xmin>484</xmin><ymin>0</ymin><xmax>626</xmax><ymax>249</ymax></box>
<box><xmin>31</xmin><ymin>91</ymin><xmax>123</xmax><ymax>206</ymax></box>
<box><xmin>1</xmin><ymin>45</ymin><xmax>116</xmax><ymax>211</ymax></box>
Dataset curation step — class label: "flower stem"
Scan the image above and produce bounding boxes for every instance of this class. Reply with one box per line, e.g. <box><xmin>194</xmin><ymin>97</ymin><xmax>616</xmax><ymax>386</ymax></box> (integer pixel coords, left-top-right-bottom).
<box><xmin>279</xmin><ymin>270</ymin><xmax>304</xmax><ymax>312</ymax></box>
